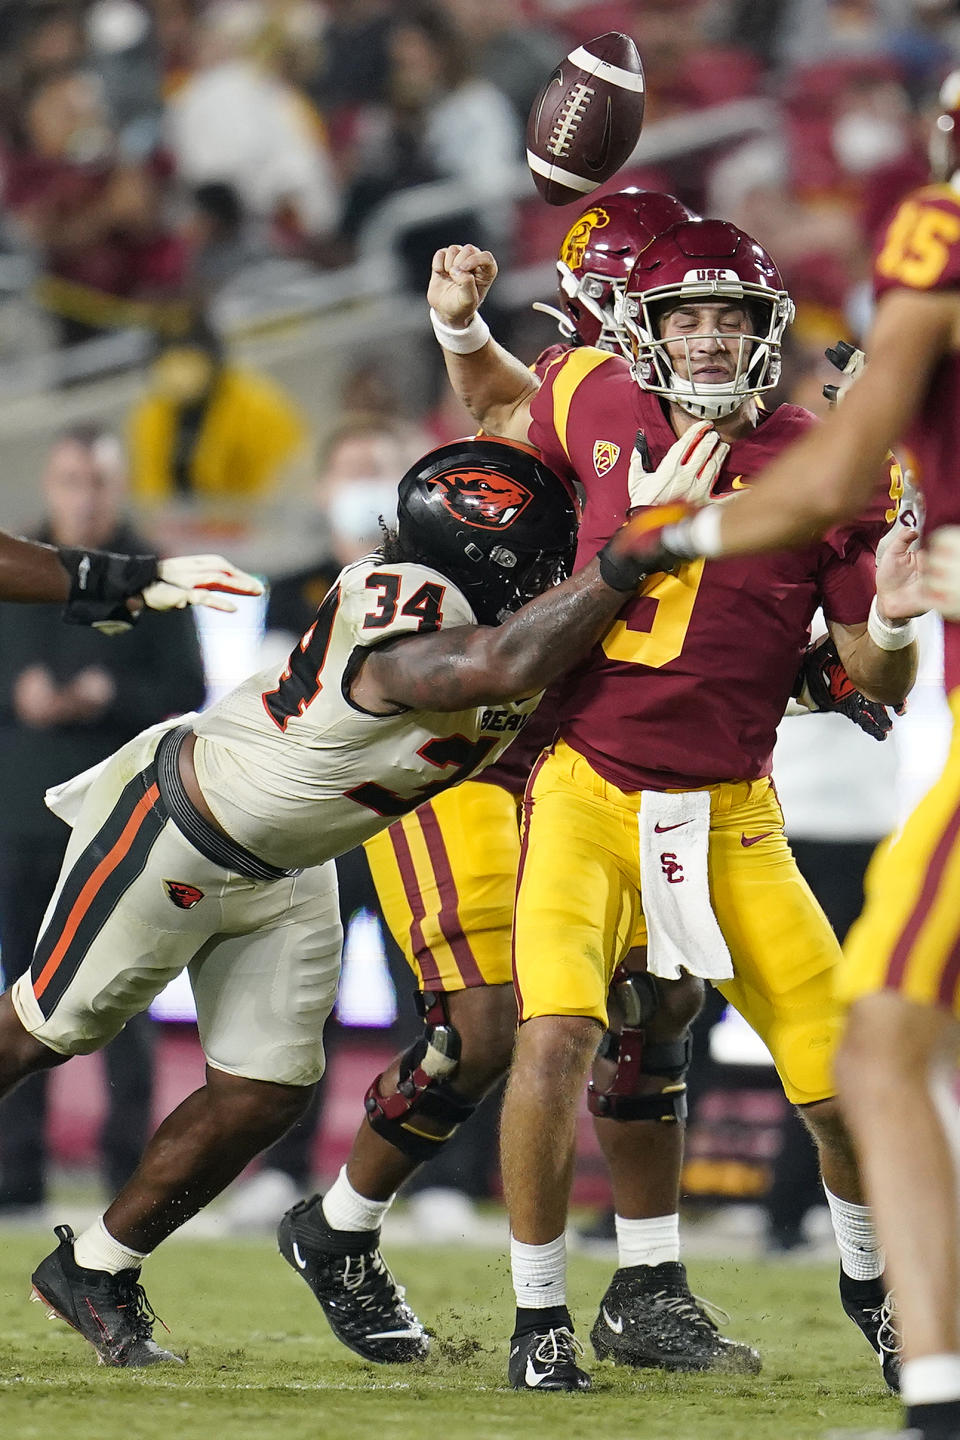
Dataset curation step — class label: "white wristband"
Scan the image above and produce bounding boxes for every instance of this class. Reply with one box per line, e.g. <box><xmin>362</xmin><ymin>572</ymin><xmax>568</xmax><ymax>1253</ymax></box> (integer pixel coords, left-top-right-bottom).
<box><xmin>429</xmin><ymin>306</ymin><xmax>491</xmax><ymax>355</ymax></box>
<box><xmin>668</xmin><ymin>504</ymin><xmax>724</xmax><ymax>560</ymax></box>
<box><xmin>867</xmin><ymin>594</ymin><xmax>917</xmax><ymax>651</ymax></box>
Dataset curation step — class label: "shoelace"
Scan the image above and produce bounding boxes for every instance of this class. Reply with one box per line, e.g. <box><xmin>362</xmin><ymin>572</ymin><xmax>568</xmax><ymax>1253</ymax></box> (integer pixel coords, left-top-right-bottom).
<box><xmin>339</xmin><ymin>1252</ymin><xmax>410</xmax><ymax>1317</ymax></box>
<box><xmin>533</xmin><ymin>1328</ymin><xmax>584</xmax><ymax>1367</ymax></box>
<box><xmin>648</xmin><ymin>1288</ymin><xmax>728</xmax><ymax>1334</ymax></box>
<box><xmin>112</xmin><ymin>1273</ymin><xmax>168</xmax><ymax>1340</ymax></box>
<box><xmin>874</xmin><ymin>1293</ymin><xmax>900</xmax><ymax>1358</ymax></box>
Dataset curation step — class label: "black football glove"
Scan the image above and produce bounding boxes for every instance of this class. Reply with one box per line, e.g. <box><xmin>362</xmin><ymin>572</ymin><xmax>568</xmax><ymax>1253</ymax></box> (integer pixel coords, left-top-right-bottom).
<box><xmin>598</xmin><ymin>501</ymin><xmax>700</xmax><ymax>591</ymax></box>
<box><xmin>793</xmin><ymin>635</ymin><xmax>899</xmax><ymax>741</ymax></box>
<box><xmin>822</xmin><ymin>340</ymin><xmax>866</xmax><ymax>408</ymax></box>
<box><xmin>58</xmin><ymin>546</ymin><xmax>159</xmax><ymax>632</ymax></box>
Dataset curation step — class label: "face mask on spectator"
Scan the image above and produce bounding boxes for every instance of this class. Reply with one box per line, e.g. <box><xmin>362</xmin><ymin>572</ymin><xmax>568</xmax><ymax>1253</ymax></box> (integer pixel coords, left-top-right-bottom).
<box><xmin>832</xmin><ymin>111</ymin><xmax>908</xmax><ymax>174</ymax></box>
<box><xmin>326</xmin><ymin>481</ymin><xmax>399</xmax><ymax>551</ymax></box>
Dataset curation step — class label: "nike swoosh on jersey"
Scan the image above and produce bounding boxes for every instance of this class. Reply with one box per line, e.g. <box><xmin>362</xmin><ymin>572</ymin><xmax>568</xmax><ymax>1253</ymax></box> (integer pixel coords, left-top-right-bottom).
<box><xmin>292</xmin><ymin>1241</ymin><xmax>308</xmax><ymax>1270</ymax></box>
<box><xmin>602</xmin><ymin>1306</ymin><xmax>624</xmax><ymax>1335</ymax></box>
<box><xmin>740</xmin><ymin>831</ymin><xmax>776</xmax><ymax>847</ymax></box>
<box><xmin>654</xmin><ymin>820</ymin><xmax>691</xmax><ymax>833</ymax></box>
<box><xmin>525</xmin><ymin>1355</ymin><xmax>553</xmax><ymax>1387</ymax></box>
<box><xmin>731</xmin><ymin>475</ymin><xmax>749</xmax><ymax>489</ymax></box>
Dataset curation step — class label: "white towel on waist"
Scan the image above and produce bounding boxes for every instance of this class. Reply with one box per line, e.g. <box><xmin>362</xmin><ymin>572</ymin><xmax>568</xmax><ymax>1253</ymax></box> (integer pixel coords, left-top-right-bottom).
<box><xmin>45</xmin><ymin>712</ymin><xmax>199</xmax><ymax>827</ymax></box>
<box><xmin>638</xmin><ymin>789</ymin><xmax>733</xmax><ymax>982</ymax></box>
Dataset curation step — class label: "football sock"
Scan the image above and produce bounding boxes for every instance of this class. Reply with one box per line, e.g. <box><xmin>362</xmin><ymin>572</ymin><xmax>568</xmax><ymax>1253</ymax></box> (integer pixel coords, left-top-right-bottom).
<box><xmin>824</xmin><ymin>1185</ymin><xmax>884</xmax><ymax>1280</ymax></box>
<box><xmin>322</xmin><ymin>1166</ymin><xmax>395</xmax><ymax>1233</ymax></box>
<box><xmin>511</xmin><ymin>1232</ymin><xmax>567</xmax><ymax>1310</ymax></box>
<box><xmin>905</xmin><ymin>1398</ymin><xmax>960</xmax><ymax>1439</ymax></box>
<box><xmin>615</xmin><ymin>1212</ymin><xmax>680</xmax><ymax>1269</ymax></box>
<box><xmin>902</xmin><ymin>1355</ymin><xmax>960</xmax><ymax>1406</ymax></box>
<box><xmin>512</xmin><ymin>1303</ymin><xmax>573</xmax><ymax>1339</ymax></box>
<box><xmin>72</xmin><ymin>1216</ymin><xmax>149</xmax><ymax>1275</ymax></box>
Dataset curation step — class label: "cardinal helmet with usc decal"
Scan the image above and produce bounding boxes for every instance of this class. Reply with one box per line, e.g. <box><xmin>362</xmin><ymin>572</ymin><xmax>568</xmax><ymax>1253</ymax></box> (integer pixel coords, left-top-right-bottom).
<box><xmin>534</xmin><ymin>189</ymin><xmax>698</xmax><ymax>350</ymax></box>
<box><xmin>618</xmin><ymin>219</ymin><xmax>795</xmax><ymax>420</ymax></box>
<box><xmin>395</xmin><ymin>438</ymin><xmax>579</xmax><ymax>626</ymax></box>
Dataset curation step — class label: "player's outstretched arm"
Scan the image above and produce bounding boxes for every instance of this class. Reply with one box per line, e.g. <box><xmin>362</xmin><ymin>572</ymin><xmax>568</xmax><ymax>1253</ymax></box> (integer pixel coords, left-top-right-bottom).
<box><xmin>638</xmin><ymin>289</ymin><xmax>960</xmax><ymax>574</ymax></box>
<box><xmin>428</xmin><ymin>243</ymin><xmax>538</xmax><ymax>441</ymax></box>
<box><xmin>353</xmin><ymin>527</ymin><xmax>661</xmax><ymax>713</ymax></box>
<box><xmin>0</xmin><ymin>531</ymin><xmax>262</xmax><ymax>627</ymax></box>
<box><xmin>0</xmin><ymin>529</ymin><xmax>74</xmax><ymax>603</ymax></box>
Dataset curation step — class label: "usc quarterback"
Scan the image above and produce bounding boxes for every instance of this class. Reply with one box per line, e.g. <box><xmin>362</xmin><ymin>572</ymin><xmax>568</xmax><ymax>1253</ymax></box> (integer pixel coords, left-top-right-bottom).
<box><xmin>423</xmin><ymin>213</ymin><xmax>920</xmax><ymax>1394</ymax></box>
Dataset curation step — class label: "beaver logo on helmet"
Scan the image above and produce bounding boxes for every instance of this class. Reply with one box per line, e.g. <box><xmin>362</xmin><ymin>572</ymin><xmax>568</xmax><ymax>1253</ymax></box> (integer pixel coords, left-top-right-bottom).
<box><xmin>427</xmin><ymin>466</ymin><xmax>534</xmax><ymax>530</ymax></box>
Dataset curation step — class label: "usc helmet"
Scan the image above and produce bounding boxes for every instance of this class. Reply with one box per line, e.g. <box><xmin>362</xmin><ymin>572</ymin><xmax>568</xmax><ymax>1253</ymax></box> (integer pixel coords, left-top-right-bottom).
<box><xmin>618</xmin><ymin>219</ymin><xmax>795</xmax><ymax>420</ymax></box>
<box><xmin>534</xmin><ymin>189</ymin><xmax>698</xmax><ymax>351</ymax></box>
<box><xmin>396</xmin><ymin>438</ymin><xmax>579</xmax><ymax>626</ymax></box>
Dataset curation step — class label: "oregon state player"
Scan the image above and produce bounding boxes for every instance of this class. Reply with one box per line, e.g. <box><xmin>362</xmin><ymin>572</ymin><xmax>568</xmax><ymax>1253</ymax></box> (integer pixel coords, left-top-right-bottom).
<box><xmin>6</xmin><ymin>438</ymin><xmax>663</xmax><ymax>1371</ymax></box>
<box><xmin>425</xmin><ymin>222</ymin><xmax>917</xmax><ymax>1392</ymax></box>
<box><xmin>630</xmin><ymin>79</ymin><xmax>960</xmax><ymax>1440</ymax></box>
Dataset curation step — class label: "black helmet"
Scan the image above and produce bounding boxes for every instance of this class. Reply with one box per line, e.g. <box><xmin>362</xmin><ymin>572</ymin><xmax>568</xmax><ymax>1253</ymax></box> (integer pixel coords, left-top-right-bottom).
<box><xmin>396</xmin><ymin>437</ymin><xmax>580</xmax><ymax>626</ymax></box>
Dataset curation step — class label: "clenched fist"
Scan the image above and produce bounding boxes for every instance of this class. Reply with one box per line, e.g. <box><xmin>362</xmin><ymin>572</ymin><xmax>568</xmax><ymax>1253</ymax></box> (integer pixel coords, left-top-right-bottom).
<box><xmin>428</xmin><ymin>244</ymin><xmax>498</xmax><ymax>328</ymax></box>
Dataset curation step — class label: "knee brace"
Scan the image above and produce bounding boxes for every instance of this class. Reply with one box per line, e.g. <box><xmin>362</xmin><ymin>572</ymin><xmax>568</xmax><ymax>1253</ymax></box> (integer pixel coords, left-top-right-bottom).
<box><xmin>364</xmin><ymin>991</ymin><xmax>478</xmax><ymax>1163</ymax></box>
<box><xmin>587</xmin><ymin>969</ymin><xmax>692</xmax><ymax>1124</ymax></box>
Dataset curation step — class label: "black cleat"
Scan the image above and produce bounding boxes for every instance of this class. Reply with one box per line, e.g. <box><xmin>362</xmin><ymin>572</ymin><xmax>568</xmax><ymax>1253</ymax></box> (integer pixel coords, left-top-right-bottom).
<box><xmin>508</xmin><ymin>1327</ymin><xmax>591</xmax><ymax>1391</ymax></box>
<box><xmin>278</xmin><ymin>1194</ymin><xmax>428</xmax><ymax>1363</ymax></box>
<box><xmin>590</xmin><ymin>1261</ymin><xmax>762</xmax><ymax>1374</ymax></box>
<box><xmin>839</xmin><ymin>1269</ymin><xmax>901</xmax><ymax>1394</ymax></box>
<box><xmin>30</xmin><ymin>1224</ymin><xmax>182</xmax><ymax>1367</ymax></box>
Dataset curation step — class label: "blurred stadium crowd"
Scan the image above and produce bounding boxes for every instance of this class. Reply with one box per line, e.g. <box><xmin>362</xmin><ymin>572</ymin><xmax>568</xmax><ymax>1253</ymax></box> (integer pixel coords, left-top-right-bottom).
<box><xmin>0</xmin><ymin>0</ymin><xmax>957</xmax><ymax>1239</ymax></box>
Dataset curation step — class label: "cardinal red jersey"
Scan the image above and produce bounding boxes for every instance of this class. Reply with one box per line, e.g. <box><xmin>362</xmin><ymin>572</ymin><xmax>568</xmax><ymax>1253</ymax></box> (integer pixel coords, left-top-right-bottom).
<box><xmin>528</xmin><ymin>348</ymin><xmax>898</xmax><ymax>792</ymax></box>
<box><xmin>874</xmin><ymin>182</ymin><xmax>960</xmax><ymax>693</ymax></box>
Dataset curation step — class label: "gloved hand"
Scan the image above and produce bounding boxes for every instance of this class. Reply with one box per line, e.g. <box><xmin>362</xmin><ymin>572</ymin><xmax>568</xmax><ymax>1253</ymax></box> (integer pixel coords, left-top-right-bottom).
<box><xmin>628</xmin><ymin>422</ymin><xmax>729</xmax><ymax>511</ymax></box>
<box><xmin>792</xmin><ymin>634</ymin><xmax>898</xmax><ymax>741</ymax></box>
<box><xmin>141</xmin><ymin>555</ymin><xmax>264</xmax><ymax>614</ymax></box>
<box><xmin>924</xmin><ymin>525</ymin><xmax>960</xmax><ymax>622</ymax></box>
<box><xmin>822</xmin><ymin>340</ymin><xmax>866</xmax><ymax>407</ymax></box>
<box><xmin>598</xmin><ymin>501</ymin><xmax>701</xmax><ymax>592</ymax></box>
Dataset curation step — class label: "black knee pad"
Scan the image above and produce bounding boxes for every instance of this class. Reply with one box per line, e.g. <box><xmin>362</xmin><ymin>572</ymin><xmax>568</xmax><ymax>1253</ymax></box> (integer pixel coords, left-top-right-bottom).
<box><xmin>363</xmin><ymin>993</ymin><xmax>478</xmax><ymax>1162</ymax></box>
<box><xmin>587</xmin><ymin>1025</ymin><xmax>692</xmax><ymax>1123</ymax></box>
<box><xmin>609</xmin><ymin>965</ymin><xmax>660</xmax><ymax>1028</ymax></box>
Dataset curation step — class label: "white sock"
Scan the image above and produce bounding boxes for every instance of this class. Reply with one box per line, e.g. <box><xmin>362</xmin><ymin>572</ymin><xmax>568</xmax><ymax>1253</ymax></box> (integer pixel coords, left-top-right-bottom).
<box><xmin>72</xmin><ymin>1216</ymin><xmax>149</xmax><ymax>1275</ymax></box>
<box><xmin>824</xmin><ymin>1185</ymin><xmax>884</xmax><ymax>1281</ymax></box>
<box><xmin>615</xmin><ymin>1212</ymin><xmax>680</xmax><ymax>1269</ymax></box>
<box><xmin>322</xmin><ymin>1166</ymin><xmax>395</xmax><ymax>1233</ymax></box>
<box><xmin>511</xmin><ymin>1233</ymin><xmax>567</xmax><ymax>1310</ymax></box>
<box><xmin>901</xmin><ymin>1354</ymin><xmax>960</xmax><ymax>1406</ymax></box>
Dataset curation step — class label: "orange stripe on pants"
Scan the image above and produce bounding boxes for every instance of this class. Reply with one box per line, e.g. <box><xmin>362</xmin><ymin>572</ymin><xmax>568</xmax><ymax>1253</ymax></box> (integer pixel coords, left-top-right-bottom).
<box><xmin>33</xmin><ymin>782</ymin><xmax>160</xmax><ymax>1000</ymax></box>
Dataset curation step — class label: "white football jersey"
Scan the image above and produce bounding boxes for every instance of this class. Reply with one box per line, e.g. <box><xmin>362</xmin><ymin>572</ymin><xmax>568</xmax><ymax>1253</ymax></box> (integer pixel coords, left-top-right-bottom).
<box><xmin>193</xmin><ymin>556</ymin><xmax>541</xmax><ymax>870</ymax></box>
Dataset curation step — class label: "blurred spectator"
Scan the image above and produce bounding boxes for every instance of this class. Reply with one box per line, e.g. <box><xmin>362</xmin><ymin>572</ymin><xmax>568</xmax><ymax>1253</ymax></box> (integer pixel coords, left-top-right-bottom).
<box><xmin>127</xmin><ymin>312</ymin><xmax>309</xmax><ymax>506</ymax></box>
<box><xmin>85</xmin><ymin>0</ymin><xmax>165</xmax><ymax>160</ymax></box>
<box><xmin>263</xmin><ymin>412</ymin><xmax>429</xmax><ymax>656</ymax></box>
<box><xmin>1</xmin><ymin>62</ymin><xmax>185</xmax><ymax>346</ymax></box>
<box><xmin>165</xmin><ymin>0</ymin><xmax>340</xmax><ymax>253</ymax></box>
<box><xmin>341</xmin><ymin>2</ymin><xmax>521</xmax><ymax>284</ymax></box>
<box><xmin>181</xmin><ymin>181</ymin><xmax>264</xmax><ymax>299</ymax></box>
<box><xmin>442</xmin><ymin>0</ymin><xmax>564</xmax><ymax>120</ymax></box>
<box><xmin>309</xmin><ymin>0</ymin><xmax>395</xmax><ymax>126</ymax></box>
<box><xmin>0</xmin><ymin>423</ymin><xmax>206</xmax><ymax>1217</ymax></box>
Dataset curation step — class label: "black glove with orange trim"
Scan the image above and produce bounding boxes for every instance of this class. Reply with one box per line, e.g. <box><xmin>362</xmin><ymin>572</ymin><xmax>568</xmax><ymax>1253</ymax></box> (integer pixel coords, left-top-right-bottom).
<box><xmin>598</xmin><ymin>501</ymin><xmax>701</xmax><ymax>591</ymax></box>
<box><xmin>793</xmin><ymin>635</ymin><xmax>900</xmax><ymax>741</ymax></box>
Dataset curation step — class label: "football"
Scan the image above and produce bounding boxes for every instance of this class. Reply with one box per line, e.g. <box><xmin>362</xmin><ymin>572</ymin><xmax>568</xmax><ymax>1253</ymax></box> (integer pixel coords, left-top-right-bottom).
<box><xmin>525</xmin><ymin>32</ymin><xmax>646</xmax><ymax>206</ymax></box>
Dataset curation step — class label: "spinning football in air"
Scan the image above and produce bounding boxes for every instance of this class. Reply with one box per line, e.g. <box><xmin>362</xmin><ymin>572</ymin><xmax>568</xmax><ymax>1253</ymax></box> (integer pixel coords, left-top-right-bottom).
<box><xmin>526</xmin><ymin>32</ymin><xmax>646</xmax><ymax>206</ymax></box>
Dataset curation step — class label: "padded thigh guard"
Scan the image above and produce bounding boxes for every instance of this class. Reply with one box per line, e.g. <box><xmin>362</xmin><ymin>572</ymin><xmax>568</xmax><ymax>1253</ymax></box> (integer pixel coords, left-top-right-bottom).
<box><xmin>363</xmin><ymin>993</ymin><xmax>478</xmax><ymax>1162</ymax></box>
<box><xmin>587</xmin><ymin>1025</ymin><xmax>692</xmax><ymax>1123</ymax></box>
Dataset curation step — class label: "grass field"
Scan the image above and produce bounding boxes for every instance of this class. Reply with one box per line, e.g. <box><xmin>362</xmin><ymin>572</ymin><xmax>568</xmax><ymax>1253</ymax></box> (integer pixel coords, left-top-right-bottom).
<box><xmin>0</xmin><ymin>1228</ymin><xmax>902</xmax><ymax>1440</ymax></box>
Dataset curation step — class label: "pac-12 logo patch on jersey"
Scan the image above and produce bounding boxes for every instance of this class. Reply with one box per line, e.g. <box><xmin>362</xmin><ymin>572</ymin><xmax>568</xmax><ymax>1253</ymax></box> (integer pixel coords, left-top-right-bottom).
<box><xmin>164</xmin><ymin>880</ymin><xmax>205</xmax><ymax>909</ymax></box>
<box><xmin>593</xmin><ymin>440</ymin><xmax>620</xmax><ymax>476</ymax></box>
<box><xmin>427</xmin><ymin>465</ymin><xmax>533</xmax><ymax>530</ymax></box>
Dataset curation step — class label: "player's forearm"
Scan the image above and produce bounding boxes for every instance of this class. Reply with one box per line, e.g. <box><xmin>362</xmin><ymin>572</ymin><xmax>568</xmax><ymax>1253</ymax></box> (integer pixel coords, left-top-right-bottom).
<box><xmin>438</xmin><ymin>338</ymin><xmax>538</xmax><ymax>440</ymax></box>
<box><xmin>0</xmin><ymin>531</ymin><xmax>70</xmax><ymax>603</ymax></box>
<box><xmin>380</xmin><ymin>562</ymin><xmax>625</xmax><ymax>711</ymax></box>
<box><xmin>839</xmin><ymin>626</ymin><xmax>918</xmax><ymax>707</ymax></box>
